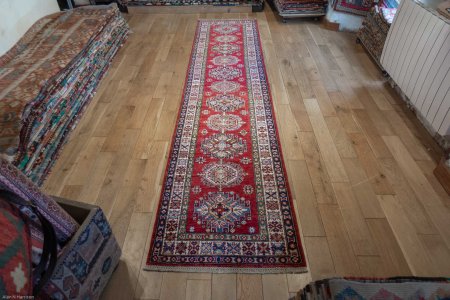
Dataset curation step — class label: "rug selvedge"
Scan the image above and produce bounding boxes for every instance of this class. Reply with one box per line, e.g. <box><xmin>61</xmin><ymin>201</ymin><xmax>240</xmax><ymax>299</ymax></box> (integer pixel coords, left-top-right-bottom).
<box><xmin>145</xmin><ymin>19</ymin><xmax>307</xmax><ymax>273</ymax></box>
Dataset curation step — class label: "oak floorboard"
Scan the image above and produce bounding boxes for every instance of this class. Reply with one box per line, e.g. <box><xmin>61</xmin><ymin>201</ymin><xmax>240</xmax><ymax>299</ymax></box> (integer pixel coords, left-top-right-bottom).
<box><xmin>328</xmin><ymin>91</ymin><xmax>361</xmax><ymax>133</ymax></box>
<box><xmin>303</xmin><ymin>237</ymin><xmax>336</xmax><ymax>280</ymax></box>
<box><xmin>304</xmin><ymin>98</ymin><xmax>349</xmax><ymax>182</ymax></box>
<box><xmin>299</xmin><ymin>131</ymin><xmax>337</xmax><ymax>205</ymax></box>
<box><xmin>186</xmin><ymin>280</ymin><xmax>212</xmax><ymax>300</ymax></box>
<box><xmin>352</xmin><ymin>109</ymin><xmax>392</xmax><ymax>159</ymax></box>
<box><xmin>378</xmin><ymin>195</ymin><xmax>439</xmax><ymax>276</ymax></box>
<box><xmin>379</xmin><ymin>158</ymin><xmax>438</xmax><ymax>235</ymax></box>
<box><xmin>341</xmin><ymin>158</ymin><xmax>385</xmax><ymax>218</ymax></box>
<box><xmin>325</xmin><ymin>116</ymin><xmax>357</xmax><ymax>159</ymax></box>
<box><xmin>349</xmin><ymin>133</ymin><xmax>395</xmax><ymax>195</ymax></box>
<box><xmin>366</xmin><ymin>218</ymin><xmax>411</xmax><ymax>276</ymax></box>
<box><xmin>318</xmin><ymin>204</ymin><xmax>361</xmax><ymax>276</ymax></box>
<box><xmin>237</xmin><ymin>275</ymin><xmax>263</xmax><ymax>300</ymax></box>
<box><xmin>262</xmin><ymin>275</ymin><xmax>289</xmax><ymax>300</ymax></box>
<box><xmin>159</xmin><ymin>273</ymin><xmax>188</xmax><ymax>300</ymax></box>
<box><xmin>332</xmin><ymin>182</ymin><xmax>378</xmax><ymax>256</ymax></box>
<box><xmin>102</xmin><ymin>213</ymin><xmax>152</xmax><ymax>299</ymax></box>
<box><xmin>287</xmin><ymin>160</ymin><xmax>326</xmax><ymax>237</ymax></box>
<box><xmin>383</xmin><ymin>136</ymin><xmax>442</xmax><ymax>206</ymax></box>
<box><xmin>212</xmin><ymin>274</ymin><xmax>236</xmax><ymax>300</ymax></box>
<box><xmin>383</xmin><ymin>136</ymin><xmax>450</xmax><ymax>249</ymax></box>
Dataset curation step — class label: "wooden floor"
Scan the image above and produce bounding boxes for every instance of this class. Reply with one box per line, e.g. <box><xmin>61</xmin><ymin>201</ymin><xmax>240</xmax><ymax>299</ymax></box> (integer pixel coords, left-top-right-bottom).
<box><xmin>43</xmin><ymin>6</ymin><xmax>450</xmax><ymax>300</ymax></box>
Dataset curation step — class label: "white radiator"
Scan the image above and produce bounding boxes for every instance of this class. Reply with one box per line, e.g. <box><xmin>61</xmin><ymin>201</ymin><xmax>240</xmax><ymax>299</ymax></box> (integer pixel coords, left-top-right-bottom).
<box><xmin>381</xmin><ymin>0</ymin><xmax>450</xmax><ymax>136</ymax></box>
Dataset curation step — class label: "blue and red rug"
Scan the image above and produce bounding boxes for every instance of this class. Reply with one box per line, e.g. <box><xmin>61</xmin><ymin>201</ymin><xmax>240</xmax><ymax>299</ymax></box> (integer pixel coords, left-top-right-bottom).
<box><xmin>145</xmin><ymin>19</ymin><xmax>307</xmax><ymax>273</ymax></box>
<box><xmin>297</xmin><ymin>277</ymin><xmax>450</xmax><ymax>299</ymax></box>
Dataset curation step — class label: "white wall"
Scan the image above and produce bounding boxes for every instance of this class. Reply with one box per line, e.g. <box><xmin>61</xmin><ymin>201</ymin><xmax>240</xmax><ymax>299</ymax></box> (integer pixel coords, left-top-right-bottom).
<box><xmin>0</xmin><ymin>0</ymin><xmax>60</xmax><ymax>55</ymax></box>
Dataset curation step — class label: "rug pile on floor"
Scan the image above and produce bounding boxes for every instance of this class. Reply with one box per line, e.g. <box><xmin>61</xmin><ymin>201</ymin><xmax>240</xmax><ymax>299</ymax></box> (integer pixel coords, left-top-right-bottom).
<box><xmin>357</xmin><ymin>4</ymin><xmax>396</xmax><ymax>63</ymax></box>
<box><xmin>0</xmin><ymin>5</ymin><xmax>129</xmax><ymax>185</ymax></box>
<box><xmin>333</xmin><ymin>0</ymin><xmax>373</xmax><ymax>15</ymax></box>
<box><xmin>126</xmin><ymin>0</ymin><xmax>262</xmax><ymax>7</ymax></box>
<box><xmin>145</xmin><ymin>19</ymin><xmax>307</xmax><ymax>273</ymax></box>
<box><xmin>294</xmin><ymin>277</ymin><xmax>450</xmax><ymax>299</ymax></box>
<box><xmin>273</xmin><ymin>0</ymin><xmax>328</xmax><ymax>17</ymax></box>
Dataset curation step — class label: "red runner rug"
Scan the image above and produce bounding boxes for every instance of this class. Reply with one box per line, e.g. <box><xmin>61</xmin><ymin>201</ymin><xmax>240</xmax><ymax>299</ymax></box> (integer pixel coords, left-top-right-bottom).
<box><xmin>145</xmin><ymin>19</ymin><xmax>307</xmax><ymax>273</ymax></box>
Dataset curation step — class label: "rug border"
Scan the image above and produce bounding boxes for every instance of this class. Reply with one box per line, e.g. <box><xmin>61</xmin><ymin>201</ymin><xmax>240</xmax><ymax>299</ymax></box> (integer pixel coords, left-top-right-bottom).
<box><xmin>250</xmin><ymin>17</ymin><xmax>308</xmax><ymax>271</ymax></box>
<box><xmin>145</xmin><ymin>19</ymin><xmax>204</xmax><ymax>270</ymax></box>
<box><xmin>143</xmin><ymin>265</ymin><xmax>308</xmax><ymax>273</ymax></box>
<box><xmin>145</xmin><ymin>19</ymin><xmax>308</xmax><ymax>274</ymax></box>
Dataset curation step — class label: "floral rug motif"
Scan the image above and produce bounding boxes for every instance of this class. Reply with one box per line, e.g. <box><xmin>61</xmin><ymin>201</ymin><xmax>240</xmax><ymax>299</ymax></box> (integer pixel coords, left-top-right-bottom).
<box><xmin>145</xmin><ymin>19</ymin><xmax>307</xmax><ymax>273</ymax></box>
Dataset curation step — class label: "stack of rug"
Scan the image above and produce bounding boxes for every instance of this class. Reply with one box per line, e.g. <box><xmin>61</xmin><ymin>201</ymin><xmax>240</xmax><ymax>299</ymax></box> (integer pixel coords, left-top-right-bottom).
<box><xmin>333</xmin><ymin>0</ymin><xmax>373</xmax><ymax>15</ymax></box>
<box><xmin>0</xmin><ymin>5</ymin><xmax>129</xmax><ymax>185</ymax></box>
<box><xmin>357</xmin><ymin>1</ymin><xmax>397</xmax><ymax>64</ymax></box>
<box><xmin>333</xmin><ymin>0</ymin><xmax>396</xmax><ymax>16</ymax></box>
<box><xmin>294</xmin><ymin>277</ymin><xmax>450</xmax><ymax>299</ymax></box>
<box><xmin>273</xmin><ymin>0</ymin><xmax>327</xmax><ymax>17</ymax></box>
<box><xmin>126</xmin><ymin>0</ymin><xmax>262</xmax><ymax>7</ymax></box>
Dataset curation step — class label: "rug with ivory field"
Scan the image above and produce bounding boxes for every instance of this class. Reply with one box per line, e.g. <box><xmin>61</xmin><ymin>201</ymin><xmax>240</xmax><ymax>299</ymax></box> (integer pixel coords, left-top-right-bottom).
<box><xmin>145</xmin><ymin>19</ymin><xmax>307</xmax><ymax>273</ymax></box>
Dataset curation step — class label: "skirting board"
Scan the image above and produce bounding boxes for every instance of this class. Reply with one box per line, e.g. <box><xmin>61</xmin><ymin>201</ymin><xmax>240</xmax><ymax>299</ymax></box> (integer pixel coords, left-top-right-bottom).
<box><xmin>389</xmin><ymin>78</ymin><xmax>450</xmax><ymax>151</ymax></box>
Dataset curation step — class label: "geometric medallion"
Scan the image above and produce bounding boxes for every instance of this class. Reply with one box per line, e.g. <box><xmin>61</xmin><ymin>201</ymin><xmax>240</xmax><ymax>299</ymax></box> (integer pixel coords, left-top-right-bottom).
<box><xmin>205</xmin><ymin>114</ymin><xmax>244</xmax><ymax>132</ymax></box>
<box><xmin>211</xmin><ymin>44</ymin><xmax>240</xmax><ymax>55</ymax></box>
<box><xmin>213</xmin><ymin>24</ymin><xmax>240</xmax><ymax>35</ymax></box>
<box><xmin>201</xmin><ymin>133</ymin><xmax>247</xmax><ymax>159</ymax></box>
<box><xmin>200</xmin><ymin>161</ymin><xmax>245</xmax><ymax>187</ymax></box>
<box><xmin>214</xmin><ymin>35</ymin><xmax>238</xmax><ymax>43</ymax></box>
<box><xmin>210</xmin><ymin>81</ymin><xmax>241</xmax><ymax>94</ymax></box>
<box><xmin>193</xmin><ymin>191</ymin><xmax>251</xmax><ymax>233</ymax></box>
<box><xmin>209</xmin><ymin>66</ymin><xmax>242</xmax><ymax>81</ymax></box>
<box><xmin>212</xmin><ymin>55</ymin><xmax>239</xmax><ymax>66</ymax></box>
<box><xmin>206</xmin><ymin>94</ymin><xmax>245</xmax><ymax>112</ymax></box>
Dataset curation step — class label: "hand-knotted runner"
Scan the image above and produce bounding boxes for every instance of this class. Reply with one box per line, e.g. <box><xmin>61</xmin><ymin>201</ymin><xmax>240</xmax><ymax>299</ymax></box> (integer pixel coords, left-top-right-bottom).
<box><xmin>145</xmin><ymin>19</ymin><xmax>307</xmax><ymax>273</ymax></box>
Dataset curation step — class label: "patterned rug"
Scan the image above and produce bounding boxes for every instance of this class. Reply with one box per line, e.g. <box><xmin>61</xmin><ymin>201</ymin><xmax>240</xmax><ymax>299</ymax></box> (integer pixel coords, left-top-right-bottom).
<box><xmin>145</xmin><ymin>19</ymin><xmax>307</xmax><ymax>273</ymax></box>
<box><xmin>0</xmin><ymin>6</ymin><xmax>128</xmax><ymax>185</ymax></box>
<box><xmin>126</xmin><ymin>0</ymin><xmax>261</xmax><ymax>6</ymax></box>
<box><xmin>294</xmin><ymin>277</ymin><xmax>450</xmax><ymax>299</ymax></box>
<box><xmin>334</xmin><ymin>0</ymin><xmax>373</xmax><ymax>16</ymax></box>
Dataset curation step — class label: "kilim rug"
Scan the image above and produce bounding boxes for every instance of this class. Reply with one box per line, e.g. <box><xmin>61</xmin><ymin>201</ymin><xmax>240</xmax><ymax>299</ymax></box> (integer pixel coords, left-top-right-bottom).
<box><xmin>295</xmin><ymin>277</ymin><xmax>450</xmax><ymax>299</ymax></box>
<box><xmin>145</xmin><ymin>19</ymin><xmax>307</xmax><ymax>273</ymax></box>
<box><xmin>127</xmin><ymin>0</ymin><xmax>261</xmax><ymax>6</ymax></box>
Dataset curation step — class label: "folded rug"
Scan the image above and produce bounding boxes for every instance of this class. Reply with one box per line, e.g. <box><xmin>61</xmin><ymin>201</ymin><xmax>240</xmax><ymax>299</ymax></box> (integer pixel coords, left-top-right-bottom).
<box><xmin>334</xmin><ymin>0</ymin><xmax>373</xmax><ymax>16</ymax></box>
<box><xmin>126</xmin><ymin>0</ymin><xmax>261</xmax><ymax>6</ymax></box>
<box><xmin>295</xmin><ymin>277</ymin><xmax>450</xmax><ymax>299</ymax></box>
<box><xmin>0</xmin><ymin>158</ymin><xmax>79</xmax><ymax>266</ymax></box>
<box><xmin>0</xmin><ymin>5</ymin><xmax>129</xmax><ymax>185</ymax></box>
<box><xmin>274</xmin><ymin>0</ymin><xmax>328</xmax><ymax>15</ymax></box>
